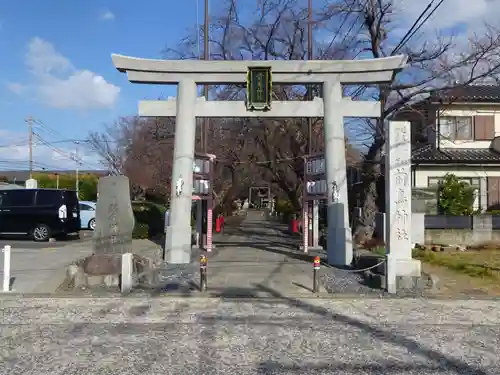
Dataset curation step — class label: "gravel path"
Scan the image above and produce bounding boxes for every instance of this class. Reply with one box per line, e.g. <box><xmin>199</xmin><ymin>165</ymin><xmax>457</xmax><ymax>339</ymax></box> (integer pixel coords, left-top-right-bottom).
<box><xmin>0</xmin><ymin>296</ymin><xmax>498</xmax><ymax>374</ymax></box>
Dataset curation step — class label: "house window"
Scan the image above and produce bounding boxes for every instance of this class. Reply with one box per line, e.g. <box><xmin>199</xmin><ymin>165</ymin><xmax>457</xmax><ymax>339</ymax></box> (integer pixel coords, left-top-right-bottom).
<box><xmin>440</xmin><ymin>116</ymin><xmax>473</xmax><ymax>141</ymax></box>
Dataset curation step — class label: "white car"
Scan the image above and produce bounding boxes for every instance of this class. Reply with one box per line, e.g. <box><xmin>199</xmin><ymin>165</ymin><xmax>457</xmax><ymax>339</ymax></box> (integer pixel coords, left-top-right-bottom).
<box><xmin>79</xmin><ymin>200</ymin><xmax>96</xmax><ymax>230</ymax></box>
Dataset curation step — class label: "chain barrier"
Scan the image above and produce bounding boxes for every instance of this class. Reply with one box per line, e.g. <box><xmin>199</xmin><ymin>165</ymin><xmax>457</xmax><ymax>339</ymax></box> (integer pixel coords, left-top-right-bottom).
<box><xmin>323</xmin><ymin>257</ymin><xmax>386</xmax><ymax>273</ymax></box>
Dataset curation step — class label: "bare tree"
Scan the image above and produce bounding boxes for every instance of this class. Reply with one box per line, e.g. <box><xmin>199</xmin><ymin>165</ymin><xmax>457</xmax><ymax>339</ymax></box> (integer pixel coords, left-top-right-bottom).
<box><xmin>88</xmin><ymin>116</ymin><xmax>176</xmax><ymax>200</ymax></box>
<box><xmin>312</xmin><ymin>0</ymin><xmax>500</xmax><ymax>240</ymax></box>
<box><xmin>165</xmin><ymin>0</ymin><xmax>360</xmax><ymax>211</ymax></box>
<box><xmin>87</xmin><ymin>117</ymin><xmax>138</xmax><ymax>175</ymax></box>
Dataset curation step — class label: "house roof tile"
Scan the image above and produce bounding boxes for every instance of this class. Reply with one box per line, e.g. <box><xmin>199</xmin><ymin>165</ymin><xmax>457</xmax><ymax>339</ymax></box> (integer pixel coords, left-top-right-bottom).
<box><xmin>431</xmin><ymin>85</ymin><xmax>500</xmax><ymax>103</ymax></box>
<box><xmin>412</xmin><ymin>144</ymin><xmax>500</xmax><ymax>163</ymax></box>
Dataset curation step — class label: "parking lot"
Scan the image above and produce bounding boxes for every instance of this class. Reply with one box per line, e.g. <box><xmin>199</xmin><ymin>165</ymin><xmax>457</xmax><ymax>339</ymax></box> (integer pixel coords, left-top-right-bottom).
<box><xmin>0</xmin><ymin>230</ymin><xmax>94</xmax><ymax>250</ymax></box>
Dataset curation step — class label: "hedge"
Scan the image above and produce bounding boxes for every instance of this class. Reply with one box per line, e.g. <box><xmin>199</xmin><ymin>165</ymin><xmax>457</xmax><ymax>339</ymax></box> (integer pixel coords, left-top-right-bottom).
<box><xmin>132</xmin><ymin>201</ymin><xmax>166</xmax><ymax>239</ymax></box>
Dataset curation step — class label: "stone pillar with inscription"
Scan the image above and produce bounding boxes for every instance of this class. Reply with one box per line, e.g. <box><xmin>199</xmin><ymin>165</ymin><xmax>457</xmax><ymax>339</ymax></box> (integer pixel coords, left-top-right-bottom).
<box><xmin>323</xmin><ymin>79</ymin><xmax>353</xmax><ymax>266</ymax></box>
<box><xmin>93</xmin><ymin>175</ymin><xmax>135</xmax><ymax>256</ymax></box>
<box><xmin>384</xmin><ymin>121</ymin><xmax>421</xmax><ymax>292</ymax></box>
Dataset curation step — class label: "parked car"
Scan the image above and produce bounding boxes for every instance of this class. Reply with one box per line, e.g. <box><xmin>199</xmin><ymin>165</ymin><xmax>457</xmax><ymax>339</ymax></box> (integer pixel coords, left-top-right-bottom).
<box><xmin>0</xmin><ymin>188</ymin><xmax>80</xmax><ymax>241</ymax></box>
<box><xmin>79</xmin><ymin>200</ymin><xmax>96</xmax><ymax>230</ymax></box>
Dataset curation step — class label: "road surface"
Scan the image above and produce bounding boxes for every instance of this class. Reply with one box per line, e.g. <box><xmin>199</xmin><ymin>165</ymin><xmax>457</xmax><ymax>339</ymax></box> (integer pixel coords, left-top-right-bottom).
<box><xmin>0</xmin><ymin>296</ymin><xmax>498</xmax><ymax>374</ymax></box>
<box><xmin>0</xmin><ymin>230</ymin><xmax>93</xmax><ymax>249</ymax></box>
<box><xmin>0</xmin><ymin>235</ymin><xmax>94</xmax><ymax>293</ymax></box>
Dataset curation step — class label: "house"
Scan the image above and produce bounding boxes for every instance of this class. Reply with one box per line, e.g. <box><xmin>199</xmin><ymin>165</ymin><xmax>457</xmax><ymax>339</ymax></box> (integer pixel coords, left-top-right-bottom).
<box><xmin>401</xmin><ymin>85</ymin><xmax>500</xmax><ymax>211</ymax></box>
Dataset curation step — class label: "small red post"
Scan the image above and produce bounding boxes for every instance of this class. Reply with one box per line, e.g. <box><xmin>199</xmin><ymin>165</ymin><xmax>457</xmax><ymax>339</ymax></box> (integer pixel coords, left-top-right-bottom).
<box><xmin>291</xmin><ymin>218</ymin><xmax>299</xmax><ymax>233</ymax></box>
<box><xmin>215</xmin><ymin>216</ymin><xmax>221</xmax><ymax>233</ymax></box>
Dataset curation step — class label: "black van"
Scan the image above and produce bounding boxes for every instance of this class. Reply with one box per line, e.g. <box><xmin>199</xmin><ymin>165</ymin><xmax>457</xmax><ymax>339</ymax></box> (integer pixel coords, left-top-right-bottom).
<box><xmin>0</xmin><ymin>189</ymin><xmax>81</xmax><ymax>241</ymax></box>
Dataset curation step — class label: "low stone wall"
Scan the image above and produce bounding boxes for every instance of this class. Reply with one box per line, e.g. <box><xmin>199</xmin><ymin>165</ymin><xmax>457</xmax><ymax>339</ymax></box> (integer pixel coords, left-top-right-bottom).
<box><xmin>353</xmin><ymin>209</ymin><xmax>498</xmax><ymax>246</ymax></box>
<box><xmin>424</xmin><ymin>229</ymin><xmax>500</xmax><ymax>246</ymax></box>
<box><xmin>63</xmin><ymin>239</ymin><xmax>163</xmax><ymax>291</ymax></box>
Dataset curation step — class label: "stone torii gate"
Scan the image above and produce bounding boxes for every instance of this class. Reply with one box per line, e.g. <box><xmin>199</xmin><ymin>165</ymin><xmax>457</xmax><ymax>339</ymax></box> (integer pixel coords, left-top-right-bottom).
<box><xmin>112</xmin><ymin>54</ymin><xmax>407</xmax><ymax>266</ymax></box>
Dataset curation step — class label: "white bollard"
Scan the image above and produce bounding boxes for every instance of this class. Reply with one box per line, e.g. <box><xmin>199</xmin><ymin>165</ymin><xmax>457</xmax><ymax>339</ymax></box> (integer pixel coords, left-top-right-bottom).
<box><xmin>3</xmin><ymin>245</ymin><xmax>11</xmax><ymax>292</ymax></box>
<box><xmin>121</xmin><ymin>253</ymin><xmax>133</xmax><ymax>294</ymax></box>
<box><xmin>385</xmin><ymin>253</ymin><xmax>397</xmax><ymax>294</ymax></box>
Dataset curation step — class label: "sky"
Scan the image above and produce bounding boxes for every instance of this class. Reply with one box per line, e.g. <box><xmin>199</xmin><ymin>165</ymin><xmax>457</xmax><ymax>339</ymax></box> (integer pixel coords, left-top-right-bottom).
<box><xmin>0</xmin><ymin>0</ymin><xmax>498</xmax><ymax>172</ymax></box>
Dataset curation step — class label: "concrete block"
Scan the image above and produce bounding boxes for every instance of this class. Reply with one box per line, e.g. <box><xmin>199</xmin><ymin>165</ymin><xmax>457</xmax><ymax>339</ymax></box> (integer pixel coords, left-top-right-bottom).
<box><xmin>87</xmin><ymin>275</ymin><xmax>105</xmax><ymax>287</ymax></box>
<box><xmin>104</xmin><ymin>274</ymin><xmax>120</xmax><ymax>287</ymax></box>
<box><xmin>473</xmin><ymin>215</ymin><xmax>492</xmax><ymax>242</ymax></box>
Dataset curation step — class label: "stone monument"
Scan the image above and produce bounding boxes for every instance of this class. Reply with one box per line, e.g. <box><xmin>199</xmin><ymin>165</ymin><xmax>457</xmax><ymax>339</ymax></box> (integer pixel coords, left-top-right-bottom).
<box><xmin>385</xmin><ymin>121</ymin><xmax>421</xmax><ymax>293</ymax></box>
<box><xmin>92</xmin><ymin>175</ymin><xmax>135</xmax><ymax>255</ymax></box>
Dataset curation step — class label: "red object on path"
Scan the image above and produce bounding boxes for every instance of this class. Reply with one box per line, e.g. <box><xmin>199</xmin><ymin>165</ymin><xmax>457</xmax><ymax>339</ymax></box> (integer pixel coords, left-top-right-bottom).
<box><xmin>215</xmin><ymin>217</ymin><xmax>221</xmax><ymax>233</ymax></box>
<box><xmin>291</xmin><ymin>218</ymin><xmax>299</xmax><ymax>233</ymax></box>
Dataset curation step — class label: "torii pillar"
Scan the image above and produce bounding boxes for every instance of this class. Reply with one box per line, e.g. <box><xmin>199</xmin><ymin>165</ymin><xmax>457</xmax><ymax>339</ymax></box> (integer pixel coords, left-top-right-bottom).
<box><xmin>111</xmin><ymin>55</ymin><xmax>407</xmax><ymax>265</ymax></box>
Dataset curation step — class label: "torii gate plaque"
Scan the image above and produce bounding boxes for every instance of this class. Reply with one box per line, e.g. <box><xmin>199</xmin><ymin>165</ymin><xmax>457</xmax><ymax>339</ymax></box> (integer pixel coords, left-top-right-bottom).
<box><xmin>112</xmin><ymin>55</ymin><xmax>407</xmax><ymax>265</ymax></box>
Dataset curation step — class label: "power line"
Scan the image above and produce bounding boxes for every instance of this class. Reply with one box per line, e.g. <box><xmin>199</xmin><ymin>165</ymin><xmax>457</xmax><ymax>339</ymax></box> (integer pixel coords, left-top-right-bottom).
<box><xmin>33</xmin><ymin>118</ymin><xmax>68</xmax><ymax>141</ymax></box>
<box><xmin>33</xmin><ymin>134</ymin><xmax>101</xmax><ymax>170</ymax></box>
<box><xmin>397</xmin><ymin>0</ymin><xmax>445</xmax><ymax>53</ymax></box>
<box><xmin>350</xmin><ymin>0</ymin><xmax>445</xmax><ymax>100</ymax></box>
<box><xmin>392</xmin><ymin>0</ymin><xmax>445</xmax><ymax>55</ymax></box>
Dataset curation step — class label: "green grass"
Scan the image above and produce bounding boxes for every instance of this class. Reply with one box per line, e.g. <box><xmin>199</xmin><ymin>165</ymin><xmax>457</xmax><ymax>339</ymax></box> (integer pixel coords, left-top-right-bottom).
<box><xmin>413</xmin><ymin>249</ymin><xmax>500</xmax><ymax>279</ymax></box>
<box><xmin>368</xmin><ymin>245</ymin><xmax>500</xmax><ymax>280</ymax></box>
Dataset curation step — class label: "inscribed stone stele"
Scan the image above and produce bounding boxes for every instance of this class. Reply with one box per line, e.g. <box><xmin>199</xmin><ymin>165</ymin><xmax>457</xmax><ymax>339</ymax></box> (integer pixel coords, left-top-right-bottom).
<box><xmin>93</xmin><ymin>175</ymin><xmax>135</xmax><ymax>255</ymax></box>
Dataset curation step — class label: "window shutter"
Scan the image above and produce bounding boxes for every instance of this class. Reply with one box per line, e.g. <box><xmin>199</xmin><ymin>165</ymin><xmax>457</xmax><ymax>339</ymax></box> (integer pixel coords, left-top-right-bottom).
<box><xmin>474</xmin><ymin>115</ymin><xmax>495</xmax><ymax>140</ymax></box>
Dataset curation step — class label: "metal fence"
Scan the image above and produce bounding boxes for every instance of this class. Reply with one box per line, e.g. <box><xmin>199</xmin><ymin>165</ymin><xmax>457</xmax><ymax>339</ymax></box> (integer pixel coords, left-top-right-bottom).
<box><xmin>424</xmin><ymin>215</ymin><xmax>500</xmax><ymax>230</ymax></box>
<box><xmin>424</xmin><ymin>215</ymin><xmax>473</xmax><ymax>229</ymax></box>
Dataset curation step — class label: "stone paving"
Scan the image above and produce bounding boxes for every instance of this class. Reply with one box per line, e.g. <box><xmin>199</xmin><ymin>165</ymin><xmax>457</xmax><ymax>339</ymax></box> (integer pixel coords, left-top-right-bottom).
<box><xmin>199</xmin><ymin>212</ymin><xmax>322</xmax><ymax>297</ymax></box>
<box><xmin>0</xmin><ymin>296</ymin><xmax>499</xmax><ymax>374</ymax></box>
<box><xmin>189</xmin><ymin>211</ymin><xmax>381</xmax><ymax>297</ymax></box>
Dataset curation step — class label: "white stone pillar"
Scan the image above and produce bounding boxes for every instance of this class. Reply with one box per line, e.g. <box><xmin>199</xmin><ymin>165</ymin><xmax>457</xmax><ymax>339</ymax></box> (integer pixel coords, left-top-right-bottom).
<box><xmin>121</xmin><ymin>253</ymin><xmax>133</xmax><ymax>294</ymax></box>
<box><xmin>385</xmin><ymin>121</ymin><xmax>421</xmax><ymax>289</ymax></box>
<box><xmin>312</xmin><ymin>200</ymin><xmax>319</xmax><ymax>248</ymax></box>
<box><xmin>165</xmin><ymin>79</ymin><xmax>198</xmax><ymax>264</ymax></box>
<box><xmin>196</xmin><ymin>200</ymin><xmax>202</xmax><ymax>248</ymax></box>
<box><xmin>323</xmin><ymin>79</ymin><xmax>353</xmax><ymax>266</ymax></box>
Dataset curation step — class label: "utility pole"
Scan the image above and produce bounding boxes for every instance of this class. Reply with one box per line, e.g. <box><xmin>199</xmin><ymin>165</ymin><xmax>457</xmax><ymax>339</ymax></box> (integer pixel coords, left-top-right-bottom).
<box><xmin>26</xmin><ymin>116</ymin><xmax>33</xmax><ymax>178</ymax></box>
<box><xmin>307</xmin><ymin>0</ymin><xmax>313</xmax><ymax>153</ymax></box>
<box><xmin>74</xmin><ymin>141</ymin><xmax>80</xmax><ymax>195</ymax></box>
<box><xmin>202</xmin><ymin>0</ymin><xmax>209</xmax><ymax>153</ymax></box>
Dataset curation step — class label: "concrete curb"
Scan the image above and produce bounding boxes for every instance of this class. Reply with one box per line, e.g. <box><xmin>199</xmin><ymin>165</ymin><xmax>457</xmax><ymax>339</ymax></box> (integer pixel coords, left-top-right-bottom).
<box><xmin>1</xmin><ymin>292</ymin><xmax>499</xmax><ymax>300</ymax></box>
